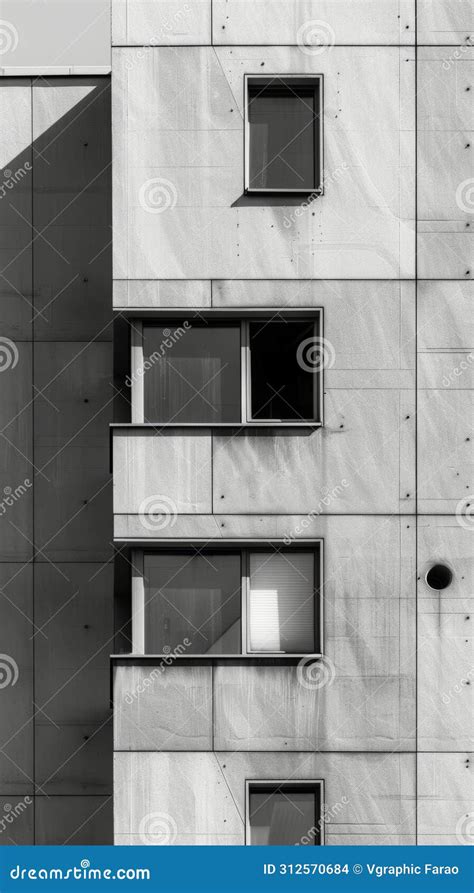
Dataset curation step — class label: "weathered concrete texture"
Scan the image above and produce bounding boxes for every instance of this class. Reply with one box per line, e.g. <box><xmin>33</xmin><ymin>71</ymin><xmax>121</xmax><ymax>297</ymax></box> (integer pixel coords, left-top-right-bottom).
<box><xmin>418</xmin><ymin>752</ymin><xmax>473</xmax><ymax>844</ymax></box>
<box><xmin>212</xmin><ymin>0</ymin><xmax>415</xmax><ymax>45</ymax></box>
<box><xmin>417</xmin><ymin>0</ymin><xmax>474</xmax><ymax>45</ymax></box>
<box><xmin>114</xmin><ymin>280</ymin><xmax>212</xmax><ymax>309</ymax></box>
<box><xmin>0</xmin><ymin>797</ymin><xmax>34</xmax><ymax>846</ymax></box>
<box><xmin>417</xmin><ymin>281</ymin><xmax>473</xmax><ymax>513</ymax></box>
<box><xmin>0</xmin><ymin>565</ymin><xmax>33</xmax><ymax>796</ymax></box>
<box><xmin>112</xmin><ymin>0</ymin><xmax>211</xmax><ymax>45</ymax></box>
<box><xmin>35</xmin><ymin>796</ymin><xmax>113</xmax><ymax>845</ymax></box>
<box><xmin>0</xmin><ymin>347</ymin><xmax>33</xmax><ymax>561</ymax></box>
<box><xmin>114</xmin><ymin>751</ymin><xmax>416</xmax><ymax>844</ymax></box>
<box><xmin>113</xmin><ymin>45</ymin><xmax>415</xmax><ymax>279</ymax></box>
<box><xmin>113</xmin><ymin>516</ymin><xmax>415</xmax><ymax>751</ymax></box>
<box><xmin>417</xmin><ymin>47</ymin><xmax>474</xmax><ymax>279</ymax></box>
<box><xmin>417</xmin><ymin>517</ymin><xmax>473</xmax><ymax>752</ymax></box>
<box><xmin>114</xmin><ymin>665</ymin><xmax>213</xmax><ymax>750</ymax></box>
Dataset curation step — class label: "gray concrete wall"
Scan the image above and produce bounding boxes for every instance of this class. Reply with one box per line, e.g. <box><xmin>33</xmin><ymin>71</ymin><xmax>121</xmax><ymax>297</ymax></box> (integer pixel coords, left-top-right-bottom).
<box><xmin>110</xmin><ymin>0</ymin><xmax>473</xmax><ymax>846</ymax></box>
<box><xmin>0</xmin><ymin>77</ymin><xmax>113</xmax><ymax>844</ymax></box>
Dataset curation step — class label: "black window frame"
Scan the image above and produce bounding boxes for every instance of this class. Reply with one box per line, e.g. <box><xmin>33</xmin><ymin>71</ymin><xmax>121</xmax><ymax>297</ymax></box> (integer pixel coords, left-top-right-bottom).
<box><xmin>244</xmin><ymin>74</ymin><xmax>324</xmax><ymax>195</ymax></box>
<box><xmin>246</xmin><ymin>780</ymin><xmax>324</xmax><ymax>846</ymax></box>
<box><xmin>139</xmin><ymin>543</ymin><xmax>323</xmax><ymax>658</ymax></box>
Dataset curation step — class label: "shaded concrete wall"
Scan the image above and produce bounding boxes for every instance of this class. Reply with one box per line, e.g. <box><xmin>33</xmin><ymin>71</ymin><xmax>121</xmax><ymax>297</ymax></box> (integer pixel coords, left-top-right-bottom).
<box><xmin>0</xmin><ymin>77</ymin><xmax>113</xmax><ymax>843</ymax></box>
<box><xmin>111</xmin><ymin>0</ymin><xmax>473</xmax><ymax>845</ymax></box>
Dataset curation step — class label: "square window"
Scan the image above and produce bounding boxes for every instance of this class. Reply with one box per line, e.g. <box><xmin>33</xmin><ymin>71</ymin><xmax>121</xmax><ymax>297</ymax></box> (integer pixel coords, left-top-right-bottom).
<box><xmin>249</xmin><ymin>319</ymin><xmax>320</xmax><ymax>422</ymax></box>
<box><xmin>143</xmin><ymin>323</ymin><xmax>241</xmax><ymax>423</ymax></box>
<box><xmin>140</xmin><ymin>547</ymin><xmax>321</xmax><ymax>656</ymax></box>
<box><xmin>247</xmin><ymin>782</ymin><xmax>323</xmax><ymax>845</ymax></box>
<box><xmin>246</xmin><ymin>76</ymin><xmax>322</xmax><ymax>193</ymax></box>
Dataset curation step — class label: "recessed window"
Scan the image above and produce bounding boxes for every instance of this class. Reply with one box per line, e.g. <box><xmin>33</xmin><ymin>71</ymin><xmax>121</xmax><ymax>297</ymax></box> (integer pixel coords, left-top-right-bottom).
<box><xmin>134</xmin><ymin>316</ymin><xmax>322</xmax><ymax>425</ymax></box>
<box><xmin>142</xmin><ymin>547</ymin><xmax>321</xmax><ymax>656</ymax></box>
<box><xmin>247</xmin><ymin>782</ymin><xmax>323</xmax><ymax>845</ymax></box>
<box><xmin>425</xmin><ymin>564</ymin><xmax>453</xmax><ymax>591</ymax></box>
<box><xmin>245</xmin><ymin>75</ymin><xmax>322</xmax><ymax>193</ymax></box>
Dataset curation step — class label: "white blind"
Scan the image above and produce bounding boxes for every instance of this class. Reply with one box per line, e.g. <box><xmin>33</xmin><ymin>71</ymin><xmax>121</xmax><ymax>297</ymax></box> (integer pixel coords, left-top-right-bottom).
<box><xmin>248</xmin><ymin>552</ymin><xmax>315</xmax><ymax>653</ymax></box>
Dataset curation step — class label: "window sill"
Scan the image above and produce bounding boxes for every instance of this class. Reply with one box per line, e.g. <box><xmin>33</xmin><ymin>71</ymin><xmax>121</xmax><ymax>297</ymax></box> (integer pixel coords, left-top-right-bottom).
<box><xmin>111</xmin><ymin>653</ymin><xmax>322</xmax><ymax>664</ymax></box>
<box><xmin>110</xmin><ymin>422</ymin><xmax>322</xmax><ymax>430</ymax></box>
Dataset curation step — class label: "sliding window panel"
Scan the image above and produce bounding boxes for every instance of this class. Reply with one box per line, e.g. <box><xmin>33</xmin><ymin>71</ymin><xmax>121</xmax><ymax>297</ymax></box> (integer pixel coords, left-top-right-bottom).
<box><xmin>144</xmin><ymin>552</ymin><xmax>241</xmax><ymax>654</ymax></box>
<box><xmin>249</xmin><ymin>320</ymin><xmax>320</xmax><ymax>422</ymax></box>
<box><xmin>248</xmin><ymin>552</ymin><xmax>317</xmax><ymax>654</ymax></box>
<box><xmin>248</xmin><ymin>783</ymin><xmax>321</xmax><ymax>846</ymax></box>
<box><xmin>143</xmin><ymin>323</ymin><xmax>241</xmax><ymax>423</ymax></box>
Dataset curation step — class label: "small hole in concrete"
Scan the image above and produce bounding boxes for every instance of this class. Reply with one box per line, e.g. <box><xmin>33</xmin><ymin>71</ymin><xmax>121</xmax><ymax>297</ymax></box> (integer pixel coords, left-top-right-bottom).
<box><xmin>426</xmin><ymin>564</ymin><xmax>453</xmax><ymax>590</ymax></box>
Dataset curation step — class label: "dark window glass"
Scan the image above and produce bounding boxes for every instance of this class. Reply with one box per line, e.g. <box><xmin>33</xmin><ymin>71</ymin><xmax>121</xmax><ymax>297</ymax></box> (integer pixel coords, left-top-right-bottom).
<box><xmin>248</xmin><ymin>80</ymin><xmax>320</xmax><ymax>191</ymax></box>
<box><xmin>144</xmin><ymin>553</ymin><xmax>241</xmax><ymax>654</ymax></box>
<box><xmin>249</xmin><ymin>320</ymin><xmax>319</xmax><ymax>421</ymax></box>
<box><xmin>143</xmin><ymin>324</ymin><xmax>241</xmax><ymax>423</ymax></box>
<box><xmin>249</xmin><ymin>784</ymin><xmax>321</xmax><ymax>845</ymax></box>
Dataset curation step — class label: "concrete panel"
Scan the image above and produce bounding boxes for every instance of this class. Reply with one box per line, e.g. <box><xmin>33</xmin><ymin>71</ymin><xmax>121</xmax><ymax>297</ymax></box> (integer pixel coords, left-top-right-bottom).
<box><xmin>114</xmin><ymin>664</ymin><xmax>212</xmax><ymax>750</ymax></box>
<box><xmin>0</xmin><ymin>796</ymin><xmax>34</xmax><ymax>845</ymax></box>
<box><xmin>418</xmin><ymin>752</ymin><xmax>473</xmax><ymax>845</ymax></box>
<box><xmin>418</xmin><ymin>1</ymin><xmax>474</xmax><ymax>45</ymax></box>
<box><xmin>113</xmin><ymin>429</ymin><xmax>213</xmax><ymax>515</ymax></box>
<box><xmin>112</xmin><ymin>0</ymin><xmax>211</xmax><ymax>45</ymax></box>
<box><xmin>212</xmin><ymin>0</ymin><xmax>415</xmax><ymax>45</ymax></box>
<box><xmin>114</xmin><ymin>280</ymin><xmax>212</xmax><ymax>309</ymax></box>
<box><xmin>113</xmin><ymin>46</ymin><xmax>415</xmax><ymax>279</ymax></box>
<box><xmin>35</xmin><ymin>795</ymin><xmax>113</xmax><ymax>844</ymax></box>
<box><xmin>417</xmin><ymin>48</ymin><xmax>474</xmax><ymax>279</ymax></box>
<box><xmin>0</xmin><ymin>564</ymin><xmax>33</xmax><ymax>795</ymax></box>
<box><xmin>0</xmin><ymin>345</ymin><xmax>33</xmax><ymax>561</ymax></box>
<box><xmin>114</xmin><ymin>751</ymin><xmax>415</xmax><ymax>844</ymax></box>
<box><xmin>0</xmin><ymin>79</ymin><xmax>32</xmax><ymax>340</ymax></box>
<box><xmin>35</xmin><ymin>723</ymin><xmax>112</xmax><ymax>795</ymax></box>
<box><xmin>212</xmin><ymin>387</ymin><xmax>415</xmax><ymax>514</ymax></box>
<box><xmin>417</xmin><ymin>518</ymin><xmax>473</xmax><ymax>752</ymax></box>
<box><xmin>34</xmin><ymin>563</ymin><xmax>113</xmax><ymax>725</ymax></box>
<box><xmin>418</xmin><ymin>281</ymin><xmax>473</xmax><ymax>351</ymax></box>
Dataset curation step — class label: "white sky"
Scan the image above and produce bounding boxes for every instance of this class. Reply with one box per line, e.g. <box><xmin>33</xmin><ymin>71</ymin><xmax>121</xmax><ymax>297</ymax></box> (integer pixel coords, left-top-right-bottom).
<box><xmin>0</xmin><ymin>0</ymin><xmax>110</xmax><ymax>68</ymax></box>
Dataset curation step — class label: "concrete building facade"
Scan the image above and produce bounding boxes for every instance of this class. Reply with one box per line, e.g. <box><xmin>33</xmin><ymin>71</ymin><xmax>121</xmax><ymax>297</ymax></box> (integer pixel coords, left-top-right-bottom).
<box><xmin>111</xmin><ymin>0</ymin><xmax>473</xmax><ymax>846</ymax></box>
